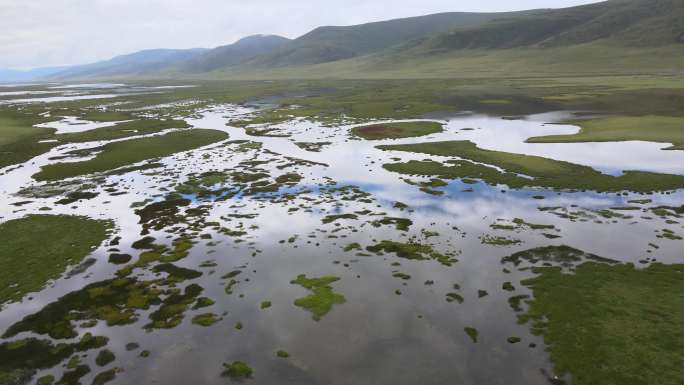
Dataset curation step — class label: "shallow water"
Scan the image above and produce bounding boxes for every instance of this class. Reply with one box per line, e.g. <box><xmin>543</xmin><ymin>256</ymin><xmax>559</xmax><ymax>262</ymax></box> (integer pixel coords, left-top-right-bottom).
<box><xmin>0</xmin><ymin>90</ymin><xmax>62</xmax><ymax>97</ymax></box>
<box><xmin>35</xmin><ymin>116</ymin><xmax>134</xmax><ymax>134</ymax></box>
<box><xmin>0</xmin><ymin>86</ymin><xmax>683</xmax><ymax>385</ymax></box>
<box><xmin>0</xmin><ymin>83</ymin><xmax>190</xmax><ymax>105</ymax></box>
<box><xmin>48</xmin><ymin>83</ymin><xmax>128</xmax><ymax>89</ymax></box>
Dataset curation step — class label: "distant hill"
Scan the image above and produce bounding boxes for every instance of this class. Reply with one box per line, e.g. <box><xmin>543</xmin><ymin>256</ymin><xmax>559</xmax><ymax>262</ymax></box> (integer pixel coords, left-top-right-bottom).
<box><xmin>177</xmin><ymin>35</ymin><xmax>291</xmax><ymax>73</ymax></box>
<box><xmin>49</xmin><ymin>48</ymin><xmax>209</xmax><ymax>79</ymax></box>
<box><xmin>243</xmin><ymin>11</ymin><xmax>533</xmax><ymax>68</ymax></box>
<box><xmin>0</xmin><ymin>67</ymin><xmax>66</xmax><ymax>83</ymax></box>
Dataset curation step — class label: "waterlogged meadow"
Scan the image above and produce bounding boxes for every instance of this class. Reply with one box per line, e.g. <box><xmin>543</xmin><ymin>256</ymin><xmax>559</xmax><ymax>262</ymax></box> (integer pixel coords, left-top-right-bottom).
<box><xmin>1</xmin><ymin>81</ymin><xmax>683</xmax><ymax>385</ymax></box>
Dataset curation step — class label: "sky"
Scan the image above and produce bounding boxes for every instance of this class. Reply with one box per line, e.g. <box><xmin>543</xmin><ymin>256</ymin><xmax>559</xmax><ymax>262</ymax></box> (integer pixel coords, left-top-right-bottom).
<box><xmin>0</xmin><ymin>0</ymin><xmax>603</xmax><ymax>69</ymax></box>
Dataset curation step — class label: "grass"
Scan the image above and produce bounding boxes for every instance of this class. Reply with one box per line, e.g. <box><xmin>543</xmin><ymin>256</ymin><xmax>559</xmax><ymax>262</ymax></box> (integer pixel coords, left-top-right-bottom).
<box><xmin>366</xmin><ymin>240</ymin><xmax>456</xmax><ymax>266</ymax></box>
<box><xmin>91</xmin><ymin>368</ymin><xmax>117</xmax><ymax>385</ymax></box>
<box><xmin>142</xmin><ymin>42</ymin><xmax>667</xmax><ymax>83</ymax></box>
<box><xmin>352</xmin><ymin>121</ymin><xmax>443</xmax><ymax>140</ymax></box>
<box><xmin>33</xmin><ymin>129</ymin><xmax>229</xmax><ymax>181</ymax></box>
<box><xmin>0</xmin><ymin>335</ymin><xmax>108</xmax><ymax>385</ymax></box>
<box><xmin>290</xmin><ymin>275</ymin><xmax>346</xmax><ymax>321</ymax></box>
<box><xmin>2</xmin><ymin>269</ymin><xmax>202</xmax><ymax>339</ymax></box>
<box><xmin>95</xmin><ymin>349</ymin><xmax>115</xmax><ymax>367</ymax></box>
<box><xmin>210</xmin><ymin>44</ymin><xmax>684</xmax><ymax>80</ymax></box>
<box><xmin>464</xmin><ymin>327</ymin><xmax>479</xmax><ymax>343</ymax></box>
<box><xmin>519</xmin><ymin>261</ymin><xmax>684</xmax><ymax>385</ymax></box>
<box><xmin>0</xmin><ymin>107</ymin><xmax>188</xmax><ymax>170</ymax></box>
<box><xmin>191</xmin><ymin>313</ymin><xmax>219</xmax><ymax>327</ymax></box>
<box><xmin>0</xmin><ymin>215</ymin><xmax>112</xmax><ymax>306</ymax></box>
<box><xmin>0</xmin><ymin>112</ymin><xmax>49</xmax><ymax>147</ymax></box>
<box><xmin>378</xmin><ymin>140</ymin><xmax>684</xmax><ymax>192</ymax></box>
<box><xmin>221</xmin><ymin>361</ymin><xmax>253</xmax><ymax>379</ymax></box>
<box><xmin>0</xmin><ymin>110</ymin><xmax>55</xmax><ymax>169</ymax></box>
<box><xmin>57</xmin><ymin>119</ymin><xmax>190</xmax><ymax>143</ymax></box>
<box><xmin>527</xmin><ymin>116</ymin><xmax>684</xmax><ymax>150</ymax></box>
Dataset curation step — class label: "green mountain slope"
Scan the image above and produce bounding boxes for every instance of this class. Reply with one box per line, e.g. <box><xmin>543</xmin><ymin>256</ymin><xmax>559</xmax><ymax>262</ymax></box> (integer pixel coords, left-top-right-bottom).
<box><xmin>243</xmin><ymin>11</ymin><xmax>534</xmax><ymax>68</ymax></box>
<box><xmin>414</xmin><ymin>0</ymin><xmax>684</xmax><ymax>52</ymax></box>
<box><xmin>211</xmin><ymin>0</ymin><xmax>684</xmax><ymax>79</ymax></box>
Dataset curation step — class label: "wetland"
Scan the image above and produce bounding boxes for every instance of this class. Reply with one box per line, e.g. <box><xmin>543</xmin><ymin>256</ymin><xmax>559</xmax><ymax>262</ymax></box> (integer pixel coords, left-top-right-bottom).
<box><xmin>1</xmin><ymin>78</ymin><xmax>683</xmax><ymax>385</ymax></box>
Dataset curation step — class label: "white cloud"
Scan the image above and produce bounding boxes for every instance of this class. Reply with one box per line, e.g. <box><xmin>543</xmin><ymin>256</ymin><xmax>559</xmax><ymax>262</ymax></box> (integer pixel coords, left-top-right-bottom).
<box><xmin>0</xmin><ymin>0</ymin><xmax>602</xmax><ymax>68</ymax></box>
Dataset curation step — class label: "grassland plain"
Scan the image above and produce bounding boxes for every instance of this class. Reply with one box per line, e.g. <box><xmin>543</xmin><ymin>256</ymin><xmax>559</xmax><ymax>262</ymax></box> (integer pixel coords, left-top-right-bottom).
<box><xmin>518</xmin><ymin>261</ymin><xmax>684</xmax><ymax>385</ymax></box>
<box><xmin>146</xmin><ymin>76</ymin><xmax>684</xmax><ymax>146</ymax></box>
<box><xmin>5</xmin><ymin>75</ymin><xmax>684</xmax><ymax>143</ymax></box>
<box><xmin>352</xmin><ymin>121</ymin><xmax>443</xmax><ymax>140</ymax></box>
<box><xmin>0</xmin><ymin>215</ymin><xmax>112</xmax><ymax>306</ymax></box>
<box><xmin>57</xmin><ymin>119</ymin><xmax>190</xmax><ymax>144</ymax></box>
<box><xmin>33</xmin><ymin>129</ymin><xmax>229</xmax><ymax>181</ymax></box>
<box><xmin>377</xmin><ymin>140</ymin><xmax>684</xmax><ymax>192</ymax></box>
<box><xmin>0</xmin><ymin>109</ymin><xmax>56</xmax><ymax>169</ymax></box>
<box><xmin>0</xmin><ymin>105</ymin><xmax>189</xmax><ymax>169</ymax></box>
<box><xmin>195</xmin><ymin>44</ymin><xmax>684</xmax><ymax>81</ymax></box>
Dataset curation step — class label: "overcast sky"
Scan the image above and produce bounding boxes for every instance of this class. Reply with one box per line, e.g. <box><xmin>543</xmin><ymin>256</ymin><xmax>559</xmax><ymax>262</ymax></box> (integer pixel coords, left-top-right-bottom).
<box><xmin>1</xmin><ymin>0</ymin><xmax>603</xmax><ymax>69</ymax></box>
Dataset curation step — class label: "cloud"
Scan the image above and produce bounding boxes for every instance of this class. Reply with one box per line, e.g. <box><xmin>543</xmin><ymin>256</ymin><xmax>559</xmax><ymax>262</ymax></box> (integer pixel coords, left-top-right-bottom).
<box><xmin>0</xmin><ymin>0</ymin><xmax>602</xmax><ymax>68</ymax></box>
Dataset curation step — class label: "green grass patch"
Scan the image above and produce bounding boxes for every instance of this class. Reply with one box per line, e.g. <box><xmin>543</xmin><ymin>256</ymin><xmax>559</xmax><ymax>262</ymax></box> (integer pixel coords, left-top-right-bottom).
<box><xmin>366</xmin><ymin>240</ymin><xmax>457</xmax><ymax>266</ymax></box>
<box><xmin>378</xmin><ymin>140</ymin><xmax>684</xmax><ymax>192</ymax></box>
<box><xmin>0</xmin><ymin>215</ymin><xmax>112</xmax><ymax>306</ymax></box>
<box><xmin>95</xmin><ymin>349</ymin><xmax>115</xmax><ymax>367</ymax></box>
<box><xmin>221</xmin><ymin>361</ymin><xmax>253</xmax><ymax>379</ymax></box>
<box><xmin>191</xmin><ymin>313</ymin><xmax>219</xmax><ymax>327</ymax></box>
<box><xmin>527</xmin><ymin>116</ymin><xmax>684</xmax><ymax>150</ymax></box>
<box><xmin>0</xmin><ymin>335</ymin><xmax>108</xmax><ymax>385</ymax></box>
<box><xmin>0</xmin><ymin>110</ymin><xmax>55</xmax><ymax>169</ymax></box>
<box><xmin>352</xmin><ymin>121</ymin><xmax>443</xmax><ymax>140</ymax></box>
<box><xmin>57</xmin><ymin>119</ymin><xmax>189</xmax><ymax>144</ymax></box>
<box><xmin>464</xmin><ymin>327</ymin><xmax>479</xmax><ymax>343</ymax></box>
<box><xmin>290</xmin><ymin>275</ymin><xmax>346</xmax><ymax>321</ymax></box>
<box><xmin>91</xmin><ymin>368</ymin><xmax>117</xmax><ymax>385</ymax></box>
<box><xmin>519</xmin><ymin>261</ymin><xmax>684</xmax><ymax>385</ymax></box>
<box><xmin>34</xmin><ymin>129</ymin><xmax>228</xmax><ymax>181</ymax></box>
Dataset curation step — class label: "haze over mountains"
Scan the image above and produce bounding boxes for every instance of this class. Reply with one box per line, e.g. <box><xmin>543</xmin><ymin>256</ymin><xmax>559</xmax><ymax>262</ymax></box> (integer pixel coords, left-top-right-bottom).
<box><xmin>2</xmin><ymin>0</ymin><xmax>683</xmax><ymax>82</ymax></box>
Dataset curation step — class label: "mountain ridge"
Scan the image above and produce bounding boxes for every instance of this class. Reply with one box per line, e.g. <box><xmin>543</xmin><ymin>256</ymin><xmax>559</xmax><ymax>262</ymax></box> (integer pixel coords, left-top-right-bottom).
<box><xmin>3</xmin><ymin>0</ymin><xmax>683</xmax><ymax>82</ymax></box>
<box><xmin>176</xmin><ymin>35</ymin><xmax>291</xmax><ymax>73</ymax></box>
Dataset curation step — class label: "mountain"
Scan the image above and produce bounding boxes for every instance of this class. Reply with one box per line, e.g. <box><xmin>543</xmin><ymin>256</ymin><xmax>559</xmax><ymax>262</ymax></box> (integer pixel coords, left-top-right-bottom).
<box><xmin>49</xmin><ymin>48</ymin><xmax>209</xmax><ymax>79</ymax></box>
<box><xmin>242</xmin><ymin>11</ymin><xmax>534</xmax><ymax>68</ymax></box>
<box><xmin>177</xmin><ymin>35</ymin><xmax>291</xmax><ymax>73</ymax></box>
<box><xmin>407</xmin><ymin>0</ymin><xmax>684</xmax><ymax>52</ymax></box>
<box><xmin>215</xmin><ymin>0</ymin><xmax>684</xmax><ymax>79</ymax></box>
<box><xmin>6</xmin><ymin>0</ymin><xmax>683</xmax><ymax>81</ymax></box>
